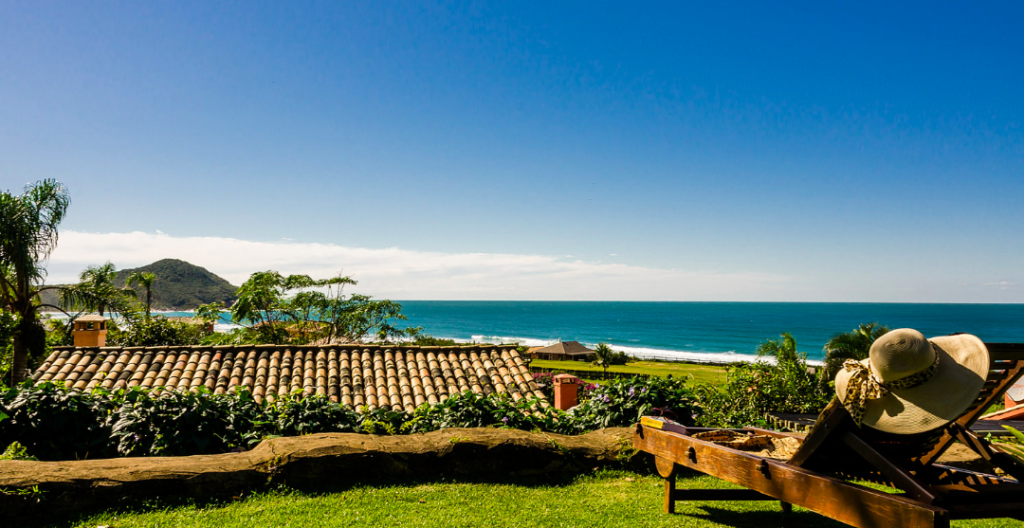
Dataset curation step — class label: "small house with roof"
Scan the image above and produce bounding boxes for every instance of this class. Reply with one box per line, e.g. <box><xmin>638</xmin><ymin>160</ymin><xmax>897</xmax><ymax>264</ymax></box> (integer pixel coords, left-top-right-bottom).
<box><xmin>528</xmin><ymin>340</ymin><xmax>596</xmax><ymax>361</ymax></box>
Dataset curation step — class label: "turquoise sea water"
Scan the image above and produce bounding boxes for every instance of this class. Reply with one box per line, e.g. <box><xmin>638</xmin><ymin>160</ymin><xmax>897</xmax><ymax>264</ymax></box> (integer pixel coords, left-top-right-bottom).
<box><xmin>176</xmin><ymin>302</ymin><xmax>1024</xmax><ymax>364</ymax></box>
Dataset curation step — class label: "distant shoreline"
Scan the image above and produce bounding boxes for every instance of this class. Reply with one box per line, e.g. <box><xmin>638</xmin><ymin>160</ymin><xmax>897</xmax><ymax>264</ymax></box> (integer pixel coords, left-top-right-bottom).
<box><xmin>44</xmin><ymin>301</ymin><xmax>1023</xmax><ymax>367</ymax></box>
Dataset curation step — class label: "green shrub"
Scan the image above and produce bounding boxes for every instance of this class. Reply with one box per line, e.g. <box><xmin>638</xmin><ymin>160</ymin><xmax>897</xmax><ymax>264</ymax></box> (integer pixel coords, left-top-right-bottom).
<box><xmin>199</xmin><ymin>327</ymin><xmax>253</xmax><ymax>346</ymax></box>
<box><xmin>359</xmin><ymin>406</ymin><xmax>414</xmax><ymax>435</ymax></box>
<box><xmin>407</xmin><ymin>391</ymin><xmax>560</xmax><ymax>433</ymax></box>
<box><xmin>609</xmin><ymin>351</ymin><xmax>631</xmax><ymax>365</ymax></box>
<box><xmin>0</xmin><ymin>398</ymin><xmax>32</xmax><ymax>461</ymax></box>
<box><xmin>0</xmin><ymin>441</ymin><xmax>37</xmax><ymax>460</ymax></box>
<box><xmin>276</xmin><ymin>396</ymin><xmax>359</xmax><ymax>436</ymax></box>
<box><xmin>0</xmin><ymin>382</ymin><xmax>118</xmax><ymax>460</ymax></box>
<box><xmin>564</xmin><ymin>376</ymin><xmax>696</xmax><ymax>433</ymax></box>
<box><xmin>44</xmin><ymin>317</ymin><xmax>74</xmax><ymax>348</ymax></box>
<box><xmin>0</xmin><ymin>374</ymin><xmax>698</xmax><ymax>461</ymax></box>
<box><xmin>107</xmin><ymin>316</ymin><xmax>206</xmax><ymax>347</ymax></box>
<box><xmin>692</xmin><ymin>354</ymin><xmax>830</xmax><ymax>428</ymax></box>
<box><xmin>110</xmin><ymin>387</ymin><xmax>267</xmax><ymax>456</ymax></box>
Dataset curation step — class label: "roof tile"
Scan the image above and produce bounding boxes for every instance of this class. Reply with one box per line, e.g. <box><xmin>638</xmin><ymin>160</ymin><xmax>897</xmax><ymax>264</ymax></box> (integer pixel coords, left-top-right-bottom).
<box><xmin>32</xmin><ymin>344</ymin><xmax>546</xmax><ymax>411</ymax></box>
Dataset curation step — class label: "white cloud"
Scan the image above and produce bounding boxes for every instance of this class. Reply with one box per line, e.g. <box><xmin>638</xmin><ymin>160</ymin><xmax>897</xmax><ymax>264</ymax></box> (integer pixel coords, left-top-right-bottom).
<box><xmin>43</xmin><ymin>230</ymin><xmax>791</xmax><ymax>300</ymax></box>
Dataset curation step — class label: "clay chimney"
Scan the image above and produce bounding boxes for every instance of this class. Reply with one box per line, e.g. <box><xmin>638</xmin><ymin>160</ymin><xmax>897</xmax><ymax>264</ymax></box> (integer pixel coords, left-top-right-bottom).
<box><xmin>553</xmin><ymin>374</ymin><xmax>579</xmax><ymax>410</ymax></box>
<box><xmin>73</xmin><ymin>315</ymin><xmax>108</xmax><ymax>347</ymax></box>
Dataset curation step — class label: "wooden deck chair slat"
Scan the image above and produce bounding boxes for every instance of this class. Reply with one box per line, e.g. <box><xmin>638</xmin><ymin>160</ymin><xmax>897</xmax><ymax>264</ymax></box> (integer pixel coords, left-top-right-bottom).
<box><xmin>919</xmin><ymin>346</ymin><xmax>1024</xmax><ymax>466</ymax></box>
<box><xmin>841</xmin><ymin>431</ymin><xmax>937</xmax><ymax>503</ymax></box>
<box><xmin>987</xmin><ymin>343</ymin><xmax>1024</xmax><ymax>361</ymax></box>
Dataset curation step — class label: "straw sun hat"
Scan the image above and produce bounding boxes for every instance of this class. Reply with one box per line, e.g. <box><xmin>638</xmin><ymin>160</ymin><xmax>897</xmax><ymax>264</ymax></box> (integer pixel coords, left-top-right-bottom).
<box><xmin>835</xmin><ymin>328</ymin><xmax>989</xmax><ymax>435</ymax></box>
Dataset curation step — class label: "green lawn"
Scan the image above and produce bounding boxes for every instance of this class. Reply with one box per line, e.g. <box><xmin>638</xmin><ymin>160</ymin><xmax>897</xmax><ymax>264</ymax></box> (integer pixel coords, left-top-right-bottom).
<box><xmin>50</xmin><ymin>470</ymin><xmax>1020</xmax><ymax>528</ymax></box>
<box><xmin>530</xmin><ymin>359</ymin><xmax>730</xmax><ymax>388</ymax></box>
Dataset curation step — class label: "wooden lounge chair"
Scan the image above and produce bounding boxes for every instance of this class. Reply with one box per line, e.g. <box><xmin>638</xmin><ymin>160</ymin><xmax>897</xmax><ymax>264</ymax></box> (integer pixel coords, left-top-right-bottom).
<box><xmin>633</xmin><ymin>341</ymin><xmax>1024</xmax><ymax>528</ymax></box>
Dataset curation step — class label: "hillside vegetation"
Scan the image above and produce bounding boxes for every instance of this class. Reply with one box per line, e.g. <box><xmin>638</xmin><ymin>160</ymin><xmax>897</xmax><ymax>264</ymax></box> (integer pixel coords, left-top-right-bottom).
<box><xmin>114</xmin><ymin>259</ymin><xmax>237</xmax><ymax>310</ymax></box>
<box><xmin>39</xmin><ymin>259</ymin><xmax>238</xmax><ymax>311</ymax></box>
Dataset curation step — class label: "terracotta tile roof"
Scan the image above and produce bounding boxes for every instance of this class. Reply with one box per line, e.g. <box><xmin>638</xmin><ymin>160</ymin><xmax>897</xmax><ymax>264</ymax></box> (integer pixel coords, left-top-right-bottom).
<box><xmin>32</xmin><ymin>344</ymin><xmax>546</xmax><ymax>411</ymax></box>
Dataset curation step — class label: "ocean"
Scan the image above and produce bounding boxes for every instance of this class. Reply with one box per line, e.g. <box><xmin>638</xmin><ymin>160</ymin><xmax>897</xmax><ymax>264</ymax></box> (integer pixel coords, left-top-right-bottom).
<box><xmin>172</xmin><ymin>301</ymin><xmax>1024</xmax><ymax>365</ymax></box>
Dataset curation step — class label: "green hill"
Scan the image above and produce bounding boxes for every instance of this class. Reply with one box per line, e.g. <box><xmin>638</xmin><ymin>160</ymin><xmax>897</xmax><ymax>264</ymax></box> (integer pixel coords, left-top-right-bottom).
<box><xmin>113</xmin><ymin>259</ymin><xmax>238</xmax><ymax>311</ymax></box>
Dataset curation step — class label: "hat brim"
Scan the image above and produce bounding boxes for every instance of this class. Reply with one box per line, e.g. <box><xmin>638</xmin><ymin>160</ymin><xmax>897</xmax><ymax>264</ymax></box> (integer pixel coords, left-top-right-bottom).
<box><xmin>835</xmin><ymin>334</ymin><xmax>989</xmax><ymax>435</ymax></box>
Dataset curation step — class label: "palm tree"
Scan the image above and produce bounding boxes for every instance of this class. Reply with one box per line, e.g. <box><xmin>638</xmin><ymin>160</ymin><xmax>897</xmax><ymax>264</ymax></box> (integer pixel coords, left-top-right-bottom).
<box><xmin>592</xmin><ymin>342</ymin><xmax>615</xmax><ymax>379</ymax></box>
<box><xmin>61</xmin><ymin>262</ymin><xmax>137</xmax><ymax>320</ymax></box>
<box><xmin>819</xmin><ymin>323</ymin><xmax>890</xmax><ymax>385</ymax></box>
<box><xmin>756</xmin><ymin>332</ymin><xmax>801</xmax><ymax>364</ymax></box>
<box><xmin>0</xmin><ymin>179</ymin><xmax>71</xmax><ymax>384</ymax></box>
<box><xmin>78</xmin><ymin>262</ymin><xmax>118</xmax><ymax>318</ymax></box>
<box><xmin>127</xmin><ymin>271</ymin><xmax>157</xmax><ymax>319</ymax></box>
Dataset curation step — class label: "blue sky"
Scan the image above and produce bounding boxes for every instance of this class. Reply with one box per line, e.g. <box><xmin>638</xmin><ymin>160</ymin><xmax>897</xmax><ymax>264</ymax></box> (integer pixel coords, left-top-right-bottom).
<box><xmin>2</xmin><ymin>2</ymin><xmax>1022</xmax><ymax>301</ymax></box>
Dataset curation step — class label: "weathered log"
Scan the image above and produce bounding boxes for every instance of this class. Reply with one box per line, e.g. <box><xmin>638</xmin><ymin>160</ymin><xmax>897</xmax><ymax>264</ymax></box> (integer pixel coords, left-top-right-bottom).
<box><xmin>0</xmin><ymin>427</ymin><xmax>631</xmax><ymax>521</ymax></box>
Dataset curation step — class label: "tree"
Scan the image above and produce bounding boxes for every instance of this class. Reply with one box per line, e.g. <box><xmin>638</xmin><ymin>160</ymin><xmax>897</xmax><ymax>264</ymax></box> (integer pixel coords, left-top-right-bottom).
<box><xmin>61</xmin><ymin>262</ymin><xmax>136</xmax><ymax>319</ymax></box>
<box><xmin>0</xmin><ymin>179</ymin><xmax>71</xmax><ymax>384</ymax></box>
<box><xmin>127</xmin><ymin>271</ymin><xmax>157</xmax><ymax>319</ymax></box>
<box><xmin>592</xmin><ymin>342</ymin><xmax>615</xmax><ymax>378</ymax></box>
<box><xmin>338</xmin><ymin>295</ymin><xmax>420</xmax><ymax>344</ymax></box>
<box><xmin>819</xmin><ymin>323</ymin><xmax>890</xmax><ymax>386</ymax></box>
<box><xmin>230</xmin><ymin>270</ymin><xmax>417</xmax><ymax>345</ymax></box>
<box><xmin>231</xmin><ymin>270</ymin><xmax>289</xmax><ymax>343</ymax></box>
<box><xmin>756</xmin><ymin>332</ymin><xmax>801</xmax><ymax>364</ymax></box>
<box><xmin>195</xmin><ymin>301</ymin><xmax>224</xmax><ymax>327</ymax></box>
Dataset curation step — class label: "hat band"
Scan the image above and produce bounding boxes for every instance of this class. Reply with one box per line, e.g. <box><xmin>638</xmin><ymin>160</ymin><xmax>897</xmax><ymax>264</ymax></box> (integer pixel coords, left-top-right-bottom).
<box><xmin>839</xmin><ymin>344</ymin><xmax>941</xmax><ymax>427</ymax></box>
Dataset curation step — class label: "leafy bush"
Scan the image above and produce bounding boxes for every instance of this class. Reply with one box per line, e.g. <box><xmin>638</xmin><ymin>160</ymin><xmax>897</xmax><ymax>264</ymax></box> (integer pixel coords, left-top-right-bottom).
<box><xmin>407</xmin><ymin>391</ymin><xmax>560</xmax><ymax>433</ymax></box>
<box><xmin>110</xmin><ymin>388</ymin><xmax>267</xmax><ymax>456</ymax></box>
<box><xmin>107</xmin><ymin>316</ymin><xmax>206</xmax><ymax>347</ymax></box>
<box><xmin>0</xmin><ymin>382</ymin><xmax>118</xmax><ymax>460</ymax></box>
<box><xmin>44</xmin><ymin>317</ymin><xmax>73</xmax><ymax>348</ymax></box>
<box><xmin>609</xmin><ymin>351</ymin><xmax>631</xmax><ymax>365</ymax></box>
<box><xmin>0</xmin><ymin>440</ymin><xmax>36</xmax><ymax>460</ymax></box>
<box><xmin>359</xmin><ymin>406</ymin><xmax>415</xmax><ymax>435</ymax></box>
<box><xmin>565</xmin><ymin>377</ymin><xmax>697</xmax><ymax>433</ymax></box>
<box><xmin>199</xmin><ymin>327</ymin><xmax>253</xmax><ymax>346</ymax></box>
<box><xmin>276</xmin><ymin>396</ymin><xmax>359</xmax><ymax>436</ymax></box>
<box><xmin>692</xmin><ymin>336</ymin><xmax>831</xmax><ymax>428</ymax></box>
<box><xmin>0</xmin><ymin>375</ymin><xmax>698</xmax><ymax>461</ymax></box>
<box><xmin>532</xmin><ymin>372</ymin><xmax>557</xmax><ymax>399</ymax></box>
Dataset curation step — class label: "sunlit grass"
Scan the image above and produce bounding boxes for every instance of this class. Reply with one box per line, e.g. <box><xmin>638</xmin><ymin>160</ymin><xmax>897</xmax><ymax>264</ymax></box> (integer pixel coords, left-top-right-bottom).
<box><xmin>530</xmin><ymin>359</ymin><xmax>730</xmax><ymax>387</ymax></box>
<box><xmin>51</xmin><ymin>470</ymin><xmax>1021</xmax><ymax>528</ymax></box>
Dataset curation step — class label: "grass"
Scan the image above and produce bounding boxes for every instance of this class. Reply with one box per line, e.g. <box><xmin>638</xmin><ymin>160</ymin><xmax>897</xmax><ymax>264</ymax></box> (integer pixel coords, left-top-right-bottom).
<box><xmin>49</xmin><ymin>470</ymin><xmax>1021</xmax><ymax>528</ymax></box>
<box><xmin>530</xmin><ymin>359</ymin><xmax>731</xmax><ymax>388</ymax></box>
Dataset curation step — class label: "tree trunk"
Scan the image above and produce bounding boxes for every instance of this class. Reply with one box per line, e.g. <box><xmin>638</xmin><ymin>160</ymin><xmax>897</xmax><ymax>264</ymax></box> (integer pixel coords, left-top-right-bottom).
<box><xmin>11</xmin><ymin>315</ymin><xmax>45</xmax><ymax>385</ymax></box>
<box><xmin>10</xmin><ymin>334</ymin><xmax>29</xmax><ymax>385</ymax></box>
